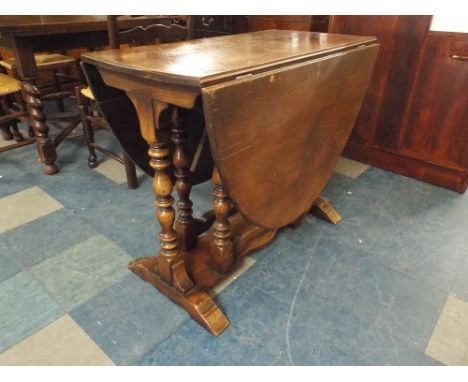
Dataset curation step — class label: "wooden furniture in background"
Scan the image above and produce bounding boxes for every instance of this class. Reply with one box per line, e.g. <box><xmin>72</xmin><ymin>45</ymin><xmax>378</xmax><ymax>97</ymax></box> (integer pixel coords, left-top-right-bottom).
<box><xmin>235</xmin><ymin>15</ymin><xmax>330</xmax><ymax>33</ymax></box>
<box><xmin>329</xmin><ymin>16</ymin><xmax>468</xmax><ymax>193</ymax></box>
<box><xmin>188</xmin><ymin>16</ymin><xmax>235</xmax><ymax>38</ymax></box>
<box><xmin>81</xmin><ymin>30</ymin><xmax>378</xmax><ymax>335</ymax></box>
<box><xmin>0</xmin><ymin>15</ymin><xmax>174</xmax><ymax>174</ymax></box>
<box><xmin>0</xmin><ymin>52</ymin><xmax>80</xmax><ymax>113</ymax></box>
<box><xmin>0</xmin><ymin>73</ymin><xmax>34</xmax><ymax>153</ymax></box>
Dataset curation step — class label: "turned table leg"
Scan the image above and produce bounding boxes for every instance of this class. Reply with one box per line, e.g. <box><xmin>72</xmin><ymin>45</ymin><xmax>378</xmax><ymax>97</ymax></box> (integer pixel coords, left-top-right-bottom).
<box><xmin>23</xmin><ymin>82</ymin><xmax>58</xmax><ymax>175</ymax></box>
<box><xmin>172</xmin><ymin>108</ymin><xmax>198</xmax><ymax>251</ymax></box>
<box><xmin>209</xmin><ymin>167</ymin><xmax>234</xmax><ymax>274</ymax></box>
<box><xmin>148</xmin><ymin>134</ymin><xmax>194</xmax><ymax>293</ymax></box>
<box><xmin>121</xmin><ymin>95</ymin><xmax>230</xmax><ymax>336</ymax></box>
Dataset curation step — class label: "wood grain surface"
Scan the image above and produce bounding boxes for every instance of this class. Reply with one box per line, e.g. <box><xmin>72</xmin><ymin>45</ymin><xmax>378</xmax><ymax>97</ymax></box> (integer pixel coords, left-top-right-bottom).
<box><xmin>202</xmin><ymin>44</ymin><xmax>379</xmax><ymax>228</ymax></box>
<box><xmin>82</xmin><ymin>30</ymin><xmax>375</xmax><ymax>87</ymax></box>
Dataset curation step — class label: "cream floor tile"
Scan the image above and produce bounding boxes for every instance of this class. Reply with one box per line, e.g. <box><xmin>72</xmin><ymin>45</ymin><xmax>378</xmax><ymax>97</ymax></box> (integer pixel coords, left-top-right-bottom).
<box><xmin>0</xmin><ymin>315</ymin><xmax>114</xmax><ymax>365</ymax></box>
<box><xmin>94</xmin><ymin>158</ymin><xmax>144</xmax><ymax>185</ymax></box>
<box><xmin>209</xmin><ymin>257</ymin><xmax>256</xmax><ymax>297</ymax></box>
<box><xmin>0</xmin><ymin>186</ymin><xmax>63</xmax><ymax>234</ymax></box>
<box><xmin>333</xmin><ymin>157</ymin><xmax>370</xmax><ymax>179</ymax></box>
<box><xmin>425</xmin><ymin>295</ymin><xmax>468</xmax><ymax>365</ymax></box>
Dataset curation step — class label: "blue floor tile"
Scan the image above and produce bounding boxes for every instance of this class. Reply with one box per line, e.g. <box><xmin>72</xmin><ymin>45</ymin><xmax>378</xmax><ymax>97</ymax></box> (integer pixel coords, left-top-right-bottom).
<box><xmin>217</xmin><ymin>287</ymin><xmax>290</xmax><ymax>355</ymax></box>
<box><xmin>30</xmin><ymin>235</ymin><xmax>133</xmax><ymax>312</ymax></box>
<box><xmin>369</xmin><ymin>226</ymin><xmax>467</xmax><ymax>294</ymax></box>
<box><xmin>287</xmin><ymin>237</ymin><xmax>373</xmax><ymax>301</ymax></box>
<box><xmin>287</xmin><ymin>288</ymin><xmax>422</xmax><ymax>365</ymax></box>
<box><xmin>0</xmin><ymin>209</ymin><xmax>96</xmax><ymax>268</ymax></box>
<box><xmin>36</xmin><ymin>164</ymin><xmax>128</xmax><ymax>212</ymax></box>
<box><xmin>76</xmin><ymin>199</ymin><xmax>156</xmax><ymax>257</ymax></box>
<box><xmin>283</xmin><ymin>237</ymin><xmax>447</xmax><ymax>351</ymax></box>
<box><xmin>0</xmin><ymin>271</ymin><xmax>63</xmax><ymax>353</ymax></box>
<box><xmin>70</xmin><ymin>274</ymin><xmax>190</xmax><ymax>365</ymax></box>
<box><xmin>138</xmin><ymin>318</ymin><xmax>288</xmax><ymax>366</ymax></box>
<box><xmin>0</xmin><ymin>170</ymin><xmax>43</xmax><ymax>199</ymax></box>
<box><xmin>0</xmin><ymin>144</ymin><xmax>41</xmax><ymax>177</ymax></box>
<box><xmin>0</xmin><ymin>252</ymin><xmax>23</xmax><ymax>284</ymax></box>
<box><xmin>312</xmin><ymin>253</ymin><xmax>447</xmax><ymax>352</ymax></box>
<box><xmin>234</xmin><ymin>232</ymin><xmax>446</xmax><ymax>358</ymax></box>
<box><xmin>321</xmin><ymin>172</ymin><xmax>355</xmax><ymax>202</ymax></box>
<box><xmin>283</xmin><ymin>193</ymin><xmax>396</xmax><ymax>254</ymax></box>
<box><xmin>419</xmin><ymin>354</ymin><xmax>445</xmax><ymax>366</ymax></box>
<box><xmin>138</xmin><ymin>287</ymin><xmax>291</xmax><ymax>366</ymax></box>
<box><xmin>229</xmin><ymin>235</ymin><xmax>316</xmax><ymax>305</ymax></box>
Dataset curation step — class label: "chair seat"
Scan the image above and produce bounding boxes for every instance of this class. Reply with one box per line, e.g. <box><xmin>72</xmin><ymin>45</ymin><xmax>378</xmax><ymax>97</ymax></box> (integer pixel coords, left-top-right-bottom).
<box><xmin>0</xmin><ymin>53</ymin><xmax>76</xmax><ymax>71</ymax></box>
<box><xmin>80</xmin><ymin>86</ymin><xmax>95</xmax><ymax>100</ymax></box>
<box><xmin>0</xmin><ymin>73</ymin><xmax>22</xmax><ymax>96</ymax></box>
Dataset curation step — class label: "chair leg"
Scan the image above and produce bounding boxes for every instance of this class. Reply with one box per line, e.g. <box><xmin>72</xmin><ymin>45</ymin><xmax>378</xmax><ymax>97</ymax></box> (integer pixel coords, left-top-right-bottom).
<box><xmin>13</xmin><ymin>90</ymin><xmax>35</xmax><ymax>138</ymax></box>
<box><xmin>76</xmin><ymin>59</ymin><xmax>86</xmax><ymax>84</ymax></box>
<box><xmin>123</xmin><ymin>152</ymin><xmax>139</xmax><ymax>189</ymax></box>
<box><xmin>10</xmin><ymin>120</ymin><xmax>24</xmax><ymax>142</ymax></box>
<box><xmin>2</xmin><ymin>95</ymin><xmax>24</xmax><ymax>142</ymax></box>
<box><xmin>75</xmin><ymin>86</ymin><xmax>98</xmax><ymax>168</ymax></box>
<box><xmin>53</xmin><ymin>69</ymin><xmax>65</xmax><ymax>112</ymax></box>
<box><xmin>84</xmin><ymin>116</ymin><xmax>98</xmax><ymax>168</ymax></box>
<box><xmin>1</xmin><ymin>125</ymin><xmax>13</xmax><ymax>140</ymax></box>
<box><xmin>0</xmin><ymin>98</ymin><xmax>14</xmax><ymax>140</ymax></box>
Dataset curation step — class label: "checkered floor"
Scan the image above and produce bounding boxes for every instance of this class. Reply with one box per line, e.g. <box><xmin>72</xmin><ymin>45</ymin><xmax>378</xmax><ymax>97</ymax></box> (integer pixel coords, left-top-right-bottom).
<box><xmin>1</xmin><ymin>116</ymin><xmax>468</xmax><ymax>365</ymax></box>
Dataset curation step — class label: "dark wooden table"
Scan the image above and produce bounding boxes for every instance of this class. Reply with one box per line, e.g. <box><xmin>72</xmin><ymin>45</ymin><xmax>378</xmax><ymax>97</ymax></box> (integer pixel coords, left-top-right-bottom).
<box><xmin>0</xmin><ymin>16</ymin><xmax>168</xmax><ymax>174</ymax></box>
<box><xmin>81</xmin><ymin>30</ymin><xmax>378</xmax><ymax>335</ymax></box>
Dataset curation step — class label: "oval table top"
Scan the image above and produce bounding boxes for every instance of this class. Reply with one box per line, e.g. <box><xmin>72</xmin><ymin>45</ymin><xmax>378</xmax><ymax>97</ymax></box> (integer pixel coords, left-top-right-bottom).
<box><xmin>82</xmin><ymin>30</ymin><xmax>376</xmax><ymax>87</ymax></box>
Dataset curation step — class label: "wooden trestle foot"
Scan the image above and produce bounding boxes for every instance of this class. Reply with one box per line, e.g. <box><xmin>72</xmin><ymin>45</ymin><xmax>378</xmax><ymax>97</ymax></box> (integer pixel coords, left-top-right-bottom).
<box><xmin>310</xmin><ymin>195</ymin><xmax>342</xmax><ymax>225</ymax></box>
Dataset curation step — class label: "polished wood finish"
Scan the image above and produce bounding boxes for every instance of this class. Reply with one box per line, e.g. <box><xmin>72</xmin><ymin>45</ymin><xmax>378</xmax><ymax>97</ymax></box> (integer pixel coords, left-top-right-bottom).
<box><xmin>79</xmin><ymin>61</ymin><xmax>213</xmax><ymax>185</ymax></box>
<box><xmin>149</xmin><ymin>100</ymin><xmax>195</xmax><ymax>291</ymax></box>
<box><xmin>201</xmin><ymin>43</ymin><xmax>378</xmax><ymax>228</ymax></box>
<box><xmin>23</xmin><ymin>82</ymin><xmax>58</xmax><ymax>174</ymax></box>
<box><xmin>311</xmin><ymin>196</ymin><xmax>342</xmax><ymax>225</ymax></box>
<box><xmin>128</xmin><ymin>257</ymin><xmax>229</xmax><ymax>336</ymax></box>
<box><xmin>398</xmin><ymin>32</ymin><xmax>468</xmax><ymax>191</ymax></box>
<box><xmin>82</xmin><ymin>30</ymin><xmax>378</xmax><ymax>335</ymax></box>
<box><xmin>0</xmin><ymin>15</ymin><xmax>173</xmax><ymax>174</ymax></box>
<box><xmin>209</xmin><ymin>167</ymin><xmax>234</xmax><ymax>274</ymax></box>
<box><xmin>240</xmin><ymin>16</ymin><xmax>330</xmax><ymax>33</ymax></box>
<box><xmin>329</xmin><ymin>16</ymin><xmax>468</xmax><ymax>193</ymax></box>
<box><xmin>329</xmin><ymin>16</ymin><xmax>432</xmax><ymax>149</ymax></box>
<box><xmin>172</xmin><ymin>107</ymin><xmax>198</xmax><ymax>251</ymax></box>
<box><xmin>82</xmin><ymin>30</ymin><xmax>376</xmax><ymax>86</ymax></box>
<box><xmin>128</xmin><ymin>212</ymin><xmax>277</xmax><ymax>335</ymax></box>
<box><xmin>345</xmin><ymin>139</ymin><xmax>468</xmax><ymax>192</ymax></box>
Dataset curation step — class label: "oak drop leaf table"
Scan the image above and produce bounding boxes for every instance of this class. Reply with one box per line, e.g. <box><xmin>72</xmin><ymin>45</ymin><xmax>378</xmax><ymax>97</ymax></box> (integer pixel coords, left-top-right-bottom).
<box><xmin>81</xmin><ymin>30</ymin><xmax>378</xmax><ymax>336</ymax></box>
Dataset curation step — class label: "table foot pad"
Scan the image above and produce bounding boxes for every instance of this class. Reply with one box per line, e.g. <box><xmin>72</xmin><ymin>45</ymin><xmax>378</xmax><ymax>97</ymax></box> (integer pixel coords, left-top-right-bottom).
<box><xmin>128</xmin><ymin>212</ymin><xmax>277</xmax><ymax>336</ymax></box>
<box><xmin>128</xmin><ymin>256</ymin><xmax>229</xmax><ymax>336</ymax></box>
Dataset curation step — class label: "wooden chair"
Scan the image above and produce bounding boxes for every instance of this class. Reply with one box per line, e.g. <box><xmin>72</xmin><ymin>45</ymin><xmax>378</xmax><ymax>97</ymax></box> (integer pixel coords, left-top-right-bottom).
<box><xmin>0</xmin><ymin>52</ymin><xmax>82</xmax><ymax>113</ymax></box>
<box><xmin>76</xmin><ymin>16</ymin><xmax>189</xmax><ymax>189</ymax></box>
<box><xmin>0</xmin><ymin>73</ymin><xmax>34</xmax><ymax>153</ymax></box>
